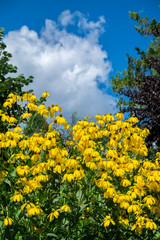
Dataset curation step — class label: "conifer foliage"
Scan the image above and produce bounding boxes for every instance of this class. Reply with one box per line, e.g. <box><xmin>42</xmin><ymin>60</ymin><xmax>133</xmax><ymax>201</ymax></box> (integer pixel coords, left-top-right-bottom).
<box><xmin>111</xmin><ymin>12</ymin><xmax>160</xmax><ymax>147</ymax></box>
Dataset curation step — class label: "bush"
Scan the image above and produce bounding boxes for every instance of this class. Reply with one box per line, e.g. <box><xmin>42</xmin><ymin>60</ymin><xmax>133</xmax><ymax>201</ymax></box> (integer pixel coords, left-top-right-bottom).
<box><xmin>0</xmin><ymin>91</ymin><xmax>160</xmax><ymax>240</ymax></box>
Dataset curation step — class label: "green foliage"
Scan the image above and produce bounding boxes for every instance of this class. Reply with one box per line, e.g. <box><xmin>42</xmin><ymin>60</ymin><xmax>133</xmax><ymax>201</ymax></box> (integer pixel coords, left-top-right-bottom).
<box><xmin>23</xmin><ymin>113</ymin><xmax>49</xmax><ymax>137</ymax></box>
<box><xmin>129</xmin><ymin>12</ymin><xmax>160</xmax><ymax>37</ymax></box>
<box><xmin>0</xmin><ymin>28</ymin><xmax>33</xmax><ymax>132</ymax></box>
<box><xmin>111</xmin><ymin>12</ymin><xmax>160</xmax><ymax>148</ymax></box>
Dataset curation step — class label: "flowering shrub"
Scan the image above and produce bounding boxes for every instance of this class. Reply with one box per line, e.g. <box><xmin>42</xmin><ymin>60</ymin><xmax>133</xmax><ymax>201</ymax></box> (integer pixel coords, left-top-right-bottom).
<box><xmin>0</xmin><ymin>92</ymin><xmax>160</xmax><ymax>239</ymax></box>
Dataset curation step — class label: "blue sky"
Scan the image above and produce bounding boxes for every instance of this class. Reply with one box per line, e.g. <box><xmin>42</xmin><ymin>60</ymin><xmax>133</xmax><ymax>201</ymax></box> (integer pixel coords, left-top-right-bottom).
<box><xmin>0</xmin><ymin>0</ymin><xmax>160</xmax><ymax>119</ymax></box>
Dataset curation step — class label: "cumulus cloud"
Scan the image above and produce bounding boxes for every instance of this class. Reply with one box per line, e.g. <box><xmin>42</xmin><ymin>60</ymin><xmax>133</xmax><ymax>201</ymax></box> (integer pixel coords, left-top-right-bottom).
<box><xmin>4</xmin><ymin>10</ymin><xmax>116</xmax><ymax>120</ymax></box>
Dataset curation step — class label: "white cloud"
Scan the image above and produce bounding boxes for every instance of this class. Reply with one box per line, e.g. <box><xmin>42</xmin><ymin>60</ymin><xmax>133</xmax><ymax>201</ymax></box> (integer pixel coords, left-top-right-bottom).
<box><xmin>4</xmin><ymin>10</ymin><xmax>116</xmax><ymax>120</ymax></box>
<box><xmin>58</xmin><ymin>10</ymin><xmax>75</xmax><ymax>26</ymax></box>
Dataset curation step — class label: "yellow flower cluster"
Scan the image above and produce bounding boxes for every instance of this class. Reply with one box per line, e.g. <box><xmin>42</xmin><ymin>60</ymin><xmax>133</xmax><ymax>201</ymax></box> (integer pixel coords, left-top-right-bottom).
<box><xmin>0</xmin><ymin>92</ymin><xmax>159</xmax><ymax>237</ymax></box>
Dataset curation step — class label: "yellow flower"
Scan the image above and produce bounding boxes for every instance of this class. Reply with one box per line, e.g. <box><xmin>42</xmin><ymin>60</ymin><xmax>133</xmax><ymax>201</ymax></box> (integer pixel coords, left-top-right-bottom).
<box><xmin>106</xmin><ymin>149</ymin><xmax>118</xmax><ymax>158</ymax></box>
<box><xmin>6</xmin><ymin>139</ymin><xmax>17</xmax><ymax>148</ymax></box>
<box><xmin>131</xmin><ymin>224</ymin><xmax>143</xmax><ymax>234</ymax></box>
<box><xmin>21</xmin><ymin>202</ymin><xmax>28</xmax><ymax>211</ymax></box>
<box><xmin>127</xmin><ymin>115</ymin><xmax>139</xmax><ymax>124</ymax></box>
<box><xmin>145</xmin><ymin>220</ymin><xmax>157</xmax><ymax>230</ymax></box>
<box><xmin>51</xmin><ymin>104</ymin><xmax>62</xmax><ymax>113</ymax></box>
<box><xmin>3</xmin><ymin>100</ymin><xmax>12</xmax><ymax>108</ymax></box>
<box><xmin>48</xmin><ymin>122</ymin><xmax>53</xmax><ymax>130</ymax></box>
<box><xmin>95</xmin><ymin>114</ymin><xmax>102</xmax><ymax>120</ymax></box>
<box><xmin>120</xmin><ymin>201</ymin><xmax>130</xmax><ymax>210</ymax></box>
<box><xmin>121</xmin><ymin>179</ymin><xmax>131</xmax><ymax>187</ymax></box>
<box><xmin>8</xmin><ymin>115</ymin><xmax>17</xmax><ymax>125</ymax></box>
<box><xmin>10</xmin><ymin>192</ymin><xmax>23</xmax><ymax>202</ymax></box>
<box><xmin>0</xmin><ymin>170</ymin><xmax>8</xmax><ymax>184</ymax></box>
<box><xmin>22</xmin><ymin>112</ymin><xmax>32</xmax><ymax>119</ymax></box>
<box><xmin>65</xmin><ymin>159</ymin><xmax>78</xmax><ymax>168</ymax></box>
<box><xmin>119</xmin><ymin>217</ymin><xmax>129</xmax><ymax>226</ymax></box>
<box><xmin>127</xmin><ymin>204</ymin><xmax>140</xmax><ymax>213</ymax></box>
<box><xmin>13</xmin><ymin>125</ymin><xmax>23</xmax><ymax>133</ymax></box>
<box><xmin>101</xmin><ymin>216</ymin><xmax>115</xmax><ymax>227</ymax></box>
<box><xmin>104</xmin><ymin>114</ymin><xmax>114</xmax><ymax>122</ymax></box>
<box><xmin>42</xmin><ymin>91</ymin><xmax>50</xmax><ymax>98</ymax></box>
<box><xmin>115</xmin><ymin>112</ymin><xmax>124</xmax><ymax>120</ymax></box>
<box><xmin>27</xmin><ymin>103</ymin><xmax>38</xmax><ymax>111</ymax></box>
<box><xmin>86</xmin><ymin>161</ymin><xmax>97</xmax><ymax>170</ymax></box>
<box><xmin>113</xmin><ymin>168</ymin><xmax>125</xmax><ymax>178</ymax></box>
<box><xmin>61</xmin><ymin>205</ymin><xmax>71</xmax><ymax>213</ymax></box>
<box><xmin>86</xmin><ymin>207</ymin><xmax>90</xmax><ymax>212</ymax></box>
<box><xmin>53</xmin><ymin>164</ymin><xmax>65</xmax><ymax>174</ymax></box>
<box><xmin>54</xmin><ymin>114</ymin><xmax>67</xmax><ymax>125</ymax></box>
<box><xmin>73</xmin><ymin>169</ymin><xmax>84</xmax><ymax>179</ymax></box>
<box><xmin>104</xmin><ymin>188</ymin><xmax>116</xmax><ymax>198</ymax></box>
<box><xmin>16</xmin><ymin>166</ymin><xmax>30</xmax><ymax>176</ymax></box>
<box><xmin>31</xmin><ymin>154</ymin><xmax>41</xmax><ymax>162</ymax></box>
<box><xmin>97</xmin><ymin>120</ymin><xmax>105</xmax><ymax>126</ymax></box>
<box><xmin>27</xmin><ymin>206</ymin><xmax>43</xmax><ymax>216</ymax></box>
<box><xmin>47</xmin><ymin>209</ymin><xmax>60</xmax><ymax>222</ymax></box>
<box><xmin>143</xmin><ymin>195</ymin><xmax>157</xmax><ymax>206</ymax></box>
<box><xmin>29</xmin><ymin>93</ymin><xmax>37</xmax><ymax>102</ymax></box>
<box><xmin>62</xmin><ymin>173</ymin><xmax>74</xmax><ymax>182</ymax></box>
<box><xmin>4</xmin><ymin>217</ymin><xmax>13</xmax><ymax>226</ymax></box>
<box><xmin>22</xmin><ymin>92</ymin><xmax>32</xmax><ymax>101</ymax></box>
<box><xmin>1</xmin><ymin>113</ymin><xmax>9</xmax><ymax>123</ymax></box>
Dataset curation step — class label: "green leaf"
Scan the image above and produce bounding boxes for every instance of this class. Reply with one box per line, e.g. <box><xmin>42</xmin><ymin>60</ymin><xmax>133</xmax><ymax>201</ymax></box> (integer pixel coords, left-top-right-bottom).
<box><xmin>80</xmin><ymin>203</ymin><xmax>88</xmax><ymax>212</ymax></box>
<box><xmin>46</xmin><ymin>233</ymin><xmax>58</xmax><ymax>238</ymax></box>
<box><xmin>76</xmin><ymin>189</ymin><xmax>83</xmax><ymax>203</ymax></box>
<box><xmin>0</xmin><ymin>220</ymin><xmax>3</xmax><ymax>228</ymax></box>
<box><xmin>15</xmin><ymin>208</ymin><xmax>21</xmax><ymax>219</ymax></box>
<box><xmin>10</xmin><ymin>168</ymin><xmax>17</xmax><ymax>178</ymax></box>
<box><xmin>88</xmin><ymin>216</ymin><xmax>96</xmax><ymax>223</ymax></box>
<box><xmin>3</xmin><ymin>178</ymin><xmax>11</xmax><ymax>186</ymax></box>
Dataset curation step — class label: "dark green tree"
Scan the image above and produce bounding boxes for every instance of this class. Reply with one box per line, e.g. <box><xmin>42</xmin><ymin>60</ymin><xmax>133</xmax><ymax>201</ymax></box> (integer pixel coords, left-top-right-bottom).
<box><xmin>111</xmin><ymin>12</ymin><xmax>160</xmax><ymax>148</ymax></box>
<box><xmin>0</xmin><ymin>28</ymin><xmax>33</xmax><ymax>131</ymax></box>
